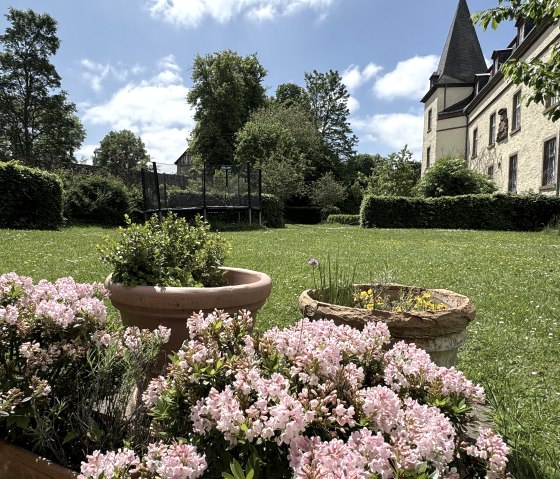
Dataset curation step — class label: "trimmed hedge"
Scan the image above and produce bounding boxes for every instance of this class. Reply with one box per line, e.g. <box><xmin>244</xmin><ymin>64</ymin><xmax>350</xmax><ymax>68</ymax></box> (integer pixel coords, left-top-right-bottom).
<box><xmin>63</xmin><ymin>174</ymin><xmax>131</xmax><ymax>226</ymax></box>
<box><xmin>360</xmin><ymin>193</ymin><xmax>560</xmax><ymax>231</ymax></box>
<box><xmin>261</xmin><ymin>194</ymin><xmax>284</xmax><ymax>228</ymax></box>
<box><xmin>0</xmin><ymin>161</ymin><xmax>63</xmax><ymax>230</ymax></box>
<box><xmin>326</xmin><ymin>214</ymin><xmax>360</xmax><ymax>225</ymax></box>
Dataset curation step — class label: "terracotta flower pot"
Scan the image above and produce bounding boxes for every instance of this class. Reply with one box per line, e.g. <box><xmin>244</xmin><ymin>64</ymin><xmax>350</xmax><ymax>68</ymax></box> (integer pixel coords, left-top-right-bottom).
<box><xmin>298</xmin><ymin>284</ymin><xmax>475</xmax><ymax>367</ymax></box>
<box><xmin>0</xmin><ymin>440</ymin><xmax>78</xmax><ymax>479</ymax></box>
<box><xmin>106</xmin><ymin>267</ymin><xmax>272</xmax><ymax>356</ymax></box>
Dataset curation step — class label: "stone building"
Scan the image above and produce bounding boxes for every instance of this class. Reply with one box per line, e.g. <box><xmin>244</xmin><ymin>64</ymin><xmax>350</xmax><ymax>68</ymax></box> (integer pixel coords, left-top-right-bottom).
<box><xmin>421</xmin><ymin>0</ymin><xmax>559</xmax><ymax>196</ymax></box>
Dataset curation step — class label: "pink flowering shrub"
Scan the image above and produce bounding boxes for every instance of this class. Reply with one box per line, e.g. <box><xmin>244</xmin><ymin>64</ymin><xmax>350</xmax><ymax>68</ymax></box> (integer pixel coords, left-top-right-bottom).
<box><xmin>0</xmin><ymin>273</ymin><xmax>169</xmax><ymax>470</ymax></box>
<box><xmin>96</xmin><ymin>310</ymin><xmax>508</xmax><ymax>479</ymax></box>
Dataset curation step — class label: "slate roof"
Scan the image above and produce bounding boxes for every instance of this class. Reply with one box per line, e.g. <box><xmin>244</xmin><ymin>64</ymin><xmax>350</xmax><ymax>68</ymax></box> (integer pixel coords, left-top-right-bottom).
<box><xmin>434</xmin><ymin>0</ymin><xmax>487</xmax><ymax>84</ymax></box>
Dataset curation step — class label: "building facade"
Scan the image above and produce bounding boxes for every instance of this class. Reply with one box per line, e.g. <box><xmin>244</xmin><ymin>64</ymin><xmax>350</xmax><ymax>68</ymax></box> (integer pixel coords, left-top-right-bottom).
<box><xmin>421</xmin><ymin>0</ymin><xmax>560</xmax><ymax>196</ymax></box>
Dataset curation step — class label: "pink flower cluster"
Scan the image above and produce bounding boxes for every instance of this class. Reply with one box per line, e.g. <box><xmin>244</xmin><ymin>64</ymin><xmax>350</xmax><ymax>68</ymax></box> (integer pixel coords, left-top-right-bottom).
<box><xmin>79</xmin><ymin>442</ymin><xmax>207</xmax><ymax>479</ymax></box>
<box><xmin>141</xmin><ymin>313</ymin><xmax>510</xmax><ymax>478</ymax></box>
<box><xmin>465</xmin><ymin>428</ymin><xmax>511</xmax><ymax>479</ymax></box>
<box><xmin>0</xmin><ymin>272</ymin><xmax>108</xmax><ymax>332</ymax></box>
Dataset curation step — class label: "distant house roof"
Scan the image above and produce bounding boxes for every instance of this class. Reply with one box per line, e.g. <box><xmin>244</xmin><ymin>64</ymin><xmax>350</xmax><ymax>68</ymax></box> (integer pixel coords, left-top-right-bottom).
<box><xmin>175</xmin><ymin>150</ymin><xmax>191</xmax><ymax>165</ymax></box>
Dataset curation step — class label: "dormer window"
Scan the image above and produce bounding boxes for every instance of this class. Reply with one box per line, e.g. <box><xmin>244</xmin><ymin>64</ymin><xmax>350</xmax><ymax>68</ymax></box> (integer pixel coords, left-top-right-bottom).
<box><xmin>518</xmin><ymin>19</ymin><xmax>536</xmax><ymax>44</ymax></box>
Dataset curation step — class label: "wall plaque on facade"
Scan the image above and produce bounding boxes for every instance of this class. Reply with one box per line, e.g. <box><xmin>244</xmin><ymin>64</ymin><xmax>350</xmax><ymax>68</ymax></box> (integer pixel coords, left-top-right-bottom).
<box><xmin>497</xmin><ymin>108</ymin><xmax>508</xmax><ymax>142</ymax></box>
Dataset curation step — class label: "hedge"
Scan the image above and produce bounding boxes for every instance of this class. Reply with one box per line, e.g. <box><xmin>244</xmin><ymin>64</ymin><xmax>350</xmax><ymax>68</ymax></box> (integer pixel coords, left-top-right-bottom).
<box><xmin>326</xmin><ymin>214</ymin><xmax>360</xmax><ymax>225</ymax></box>
<box><xmin>63</xmin><ymin>174</ymin><xmax>131</xmax><ymax>226</ymax></box>
<box><xmin>360</xmin><ymin>193</ymin><xmax>560</xmax><ymax>231</ymax></box>
<box><xmin>261</xmin><ymin>194</ymin><xmax>284</xmax><ymax>228</ymax></box>
<box><xmin>0</xmin><ymin>161</ymin><xmax>63</xmax><ymax>230</ymax></box>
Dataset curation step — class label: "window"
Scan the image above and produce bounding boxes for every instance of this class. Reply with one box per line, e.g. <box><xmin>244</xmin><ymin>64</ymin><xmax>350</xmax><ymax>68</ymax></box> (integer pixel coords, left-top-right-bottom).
<box><xmin>472</xmin><ymin>128</ymin><xmax>478</xmax><ymax>158</ymax></box>
<box><xmin>426</xmin><ymin>147</ymin><xmax>431</xmax><ymax>168</ymax></box>
<box><xmin>427</xmin><ymin>109</ymin><xmax>432</xmax><ymax>132</ymax></box>
<box><xmin>512</xmin><ymin>91</ymin><xmax>522</xmax><ymax>131</ymax></box>
<box><xmin>543</xmin><ymin>137</ymin><xmax>557</xmax><ymax>186</ymax></box>
<box><xmin>545</xmin><ymin>96</ymin><xmax>559</xmax><ymax>109</ymax></box>
<box><xmin>489</xmin><ymin>113</ymin><xmax>496</xmax><ymax>145</ymax></box>
<box><xmin>508</xmin><ymin>154</ymin><xmax>518</xmax><ymax>193</ymax></box>
<box><xmin>487</xmin><ymin>165</ymin><xmax>494</xmax><ymax>178</ymax></box>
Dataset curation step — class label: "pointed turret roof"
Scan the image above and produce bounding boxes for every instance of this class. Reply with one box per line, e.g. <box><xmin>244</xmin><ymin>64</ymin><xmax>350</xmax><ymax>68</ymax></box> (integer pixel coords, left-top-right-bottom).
<box><xmin>435</xmin><ymin>0</ymin><xmax>487</xmax><ymax>84</ymax></box>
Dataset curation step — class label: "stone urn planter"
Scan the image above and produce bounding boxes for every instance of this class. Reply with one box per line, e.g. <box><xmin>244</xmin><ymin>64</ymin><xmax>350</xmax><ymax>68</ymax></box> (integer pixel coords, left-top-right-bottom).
<box><xmin>0</xmin><ymin>440</ymin><xmax>78</xmax><ymax>479</ymax></box>
<box><xmin>298</xmin><ymin>284</ymin><xmax>475</xmax><ymax>367</ymax></box>
<box><xmin>106</xmin><ymin>267</ymin><xmax>272</xmax><ymax>356</ymax></box>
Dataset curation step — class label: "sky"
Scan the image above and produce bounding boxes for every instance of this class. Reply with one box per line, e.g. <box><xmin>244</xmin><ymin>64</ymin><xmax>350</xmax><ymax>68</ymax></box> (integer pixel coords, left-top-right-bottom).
<box><xmin>1</xmin><ymin>0</ymin><xmax>516</xmax><ymax>165</ymax></box>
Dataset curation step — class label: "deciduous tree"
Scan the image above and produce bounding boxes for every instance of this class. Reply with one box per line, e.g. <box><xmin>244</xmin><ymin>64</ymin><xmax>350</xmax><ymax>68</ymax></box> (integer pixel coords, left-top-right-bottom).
<box><xmin>92</xmin><ymin>130</ymin><xmax>150</xmax><ymax>173</ymax></box>
<box><xmin>234</xmin><ymin>103</ymin><xmax>324</xmax><ymax>203</ymax></box>
<box><xmin>187</xmin><ymin>50</ymin><xmax>267</xmax><ymax>170</ymax></box>
<box><xmin>367</xmin><ymin>146</ymin><xmax>421</xmax><ymax>197</ymax></box>
<box><xmin>0</xmin><ymin>8</ymin><xmax>84</xmax><ymax>165</ymax></box>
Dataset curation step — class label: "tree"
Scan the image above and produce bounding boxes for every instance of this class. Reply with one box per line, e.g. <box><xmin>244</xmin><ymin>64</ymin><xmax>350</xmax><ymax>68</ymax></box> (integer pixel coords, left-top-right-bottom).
<box><xmin>415</xmin><ymin>156</ymin><xmax>497</xmax><ymax>197</ymax></box>
<box><xmin>234</xmin><ymin>103</ymin><xmax>324</xmax><ymax>204</ymax></box>
<box><xmin>309</xmin><ymin>171</ymin><xmax>347</xmax><ymax>209</ymax></box>
<box><xmin>275</xmin><ymin>82</ymin><xmax>310</xmax><ymax>110</ymax></box>
<box><xmin>187</xmin><ymin>50</ymin><xmax>267</xmax><ymax>170</ymax></box>
<box><xmin>473</xmin><ymin>1</ymin><xmax>560</xmax><ymax>121</ymax></box>
<box><xmin>367</xmin><ymin>146</ymin><xmax>421</xmax><ymax>197</ymax></box>
<box><xmin>92</xmin><ymin>130</ymin><xmax>150</xmax><ymax>173</ymax></box>
<box><xmin>304</xmin><ymin>69</ymin><xmax>358</xmax><ymax>162</ymax></box>
<box><xmin>0</xmin><ymin>8</ymin><xmax>85</xmax><ymax>165</ymax></box>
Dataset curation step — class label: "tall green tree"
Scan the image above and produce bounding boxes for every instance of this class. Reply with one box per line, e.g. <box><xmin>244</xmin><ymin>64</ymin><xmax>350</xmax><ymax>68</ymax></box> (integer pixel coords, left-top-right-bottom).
<box><xmin>92</xmin><ymin>130</ymin><xmax>150</xmax><ymax>173</ymax></box>
<box><xmin>187</xmin><ymin>50</ymin><xmax>267</xmax><ymax>170</ymax></box>
<box><xmin>0</xmin><ymin>8</ymin><xmax>84</xmax><ymax>164</ymax></box>
<box><xmin>367</xmin><ymin>146</ymin><xmax>421</xmax><ymax>197</ymax></box>
<box><xmin>275</xmin><ymin>82</ymin><xmax>310</xmax><ymax>110</ymax></box>
<box><xmin>234</xmin><ymin>103</ymin><xmax>324</xmax><ymax>204</ymax></box>
<box><xmin>473</xmin><ymin>1</ymin><xmax>560</xmax><ymax>121</ymax></box>
<box><xmin>304</xmin><ymin>69</ymin><xmax>357</xmax><ymax>162</ymax></box>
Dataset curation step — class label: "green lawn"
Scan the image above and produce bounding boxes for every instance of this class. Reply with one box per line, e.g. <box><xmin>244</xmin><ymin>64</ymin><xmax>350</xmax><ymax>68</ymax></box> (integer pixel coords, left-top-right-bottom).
<box><xmin>1</xmin><ymin>224</ymin><xmax>559</xmax><ymax>478</ymax></box>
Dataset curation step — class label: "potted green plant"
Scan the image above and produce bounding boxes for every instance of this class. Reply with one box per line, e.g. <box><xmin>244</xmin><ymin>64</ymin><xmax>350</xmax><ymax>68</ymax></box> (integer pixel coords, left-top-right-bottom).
<box><xmin>100</xmin><ymin>213</ymin><xmax>272</xmax><ymax>355</ymax></box>
<box><xmin>298</xmin><ymin>259</ymin><xmax>475</xmax><ymax>367</ymax></box>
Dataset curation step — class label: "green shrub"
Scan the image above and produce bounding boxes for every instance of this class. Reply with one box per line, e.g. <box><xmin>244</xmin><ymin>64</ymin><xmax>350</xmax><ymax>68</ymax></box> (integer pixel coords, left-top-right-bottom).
<box><xmin>261</xmin><ymin>193</ymin><xmax>284</xmax><ymax>228</ymax></box>
<box><xmin>326</xmin><ymin>214</ymin><xmax>360</xmax><ymax>225</ymax></box>
<box><xmin>100</xmin><ymin>213</ymin><xmax>231</xmax><ymax>287</ymax></box>
<box><xmin>416</xmin><ymin>156</ymin><xmax>497</xmax><ymax>197</ymax></box>
<box><xmin>360</xmin><ymin>193</ymin><xmax>560</xmax><ymax>231</ymax></box>
<box><xmin>0</xmin><ymin>161</ymin><xmax>63</xmax><ymax>230</ymax></box>
<box><xmin>320</xmin><ymin>205</ymin><xmax>340</xmax><ymax>221</ymax></box>
<box><xmin>64</xmin><ymin>174</ymin><xmax>131</xmax><ymax>226</ymax></box>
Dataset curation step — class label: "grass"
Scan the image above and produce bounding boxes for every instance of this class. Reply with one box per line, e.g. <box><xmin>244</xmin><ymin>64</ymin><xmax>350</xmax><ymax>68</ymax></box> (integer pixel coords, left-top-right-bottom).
<box><xmin>1</xmin><ymin>224</ymin><xmax>559</xmax><ymax>478</ymax></box>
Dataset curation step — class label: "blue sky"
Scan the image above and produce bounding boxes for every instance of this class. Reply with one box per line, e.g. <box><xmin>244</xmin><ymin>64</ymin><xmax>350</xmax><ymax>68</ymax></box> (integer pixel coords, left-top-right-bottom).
<box><xmin>1</xmin><ymin>0</ymin><xmax>515</xmax><ymax>164</ymax></box>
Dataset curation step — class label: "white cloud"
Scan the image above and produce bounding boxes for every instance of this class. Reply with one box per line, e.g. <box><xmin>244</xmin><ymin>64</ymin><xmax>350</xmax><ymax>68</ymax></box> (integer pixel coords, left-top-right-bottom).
<box><xmin>373</xmin><ymin>55</ymin><xmax>439</xmax><ymax>100</ymax></box>
<box><xmin>342</xmin><ymin>63</ymin><xmax>382</xmax><ymax>92</ymax></box>
<box><xmin>81</xmin><ymin>55</ymin><xmax>194</xmax><ymax>163</ymax></box>
<box><xmin>146</xmin><ymin>0</ymin><xmax>336</xmax><ymax>27</ymax></box>
<box><xmin>352</xmin><ymin>112</ymin><xmax>424</xmax><ymax>160</ymax></box>
<box><xmin>347</xmin><ymin>96</ymin><xmax>360</xmax><ymax>113</ymax></box>
<box><xmin>80</xmin><ymin>59</ymin><xmax>142</xmax><ymax>92</ymax></box>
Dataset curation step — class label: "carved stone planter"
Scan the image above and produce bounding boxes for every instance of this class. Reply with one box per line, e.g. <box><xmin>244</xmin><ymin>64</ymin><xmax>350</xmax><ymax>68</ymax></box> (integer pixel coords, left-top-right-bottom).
<box><xmin>106</xmin><ymin>267</ymin><xmax>272</xmax><ymax>357</ymax></box>
<box><xmin>0</xmin><ymin>440</ymin><xmax>78</xmax><ymax>479</ymax></box>
<box><xmin>298</xmin><ymin>284</ymin><xmax>475</xmax><ymax>367</ymax></box>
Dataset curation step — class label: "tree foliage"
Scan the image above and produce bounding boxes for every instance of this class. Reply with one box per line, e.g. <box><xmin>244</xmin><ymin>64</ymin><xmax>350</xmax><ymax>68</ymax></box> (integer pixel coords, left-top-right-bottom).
<box><xmin>415</xmin><ymin>156</ymin><xmax>497</xmax><ymax>198</ymax></box>
<box><xmin>0</xmin><ymin>8</ymin><xmax>84</xmax><ymax>165</ymax></box>
<box><xmin>304</xmin><ymin>69</ymin><xmax>357</xmax><ymax>162</ymax></box>
<box><xmin>92</xmin><ymin>130</ymin><xmax>150</xmax><ymax>172</ymax></box>
<box><xmin>309</xmin><ymin>171</ymin><xmax>347</xmax><ymax>208</ymax></box>
<box><xmin>367</xmin><ymin>146</ymin><xmax>421</xmax><ymax>197</ymax></box>
<box><xmin>275</xmin><ymin>82</ymin><xmax>310</xmax><ymax>110</ymax></box>
<box><xmin>187</xmin><ymin>50</ymin><xmax>267</xmax><ymax>170</ymax></box>
<box><xmin>473</xmin><ymin>0</ymin><xmax>560</xmax><ymax>121</ymax></box>
<box><xmin>235</xmin><ymin>103</ymin><xmax>325</xmax><ymax>203</ymax></box>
